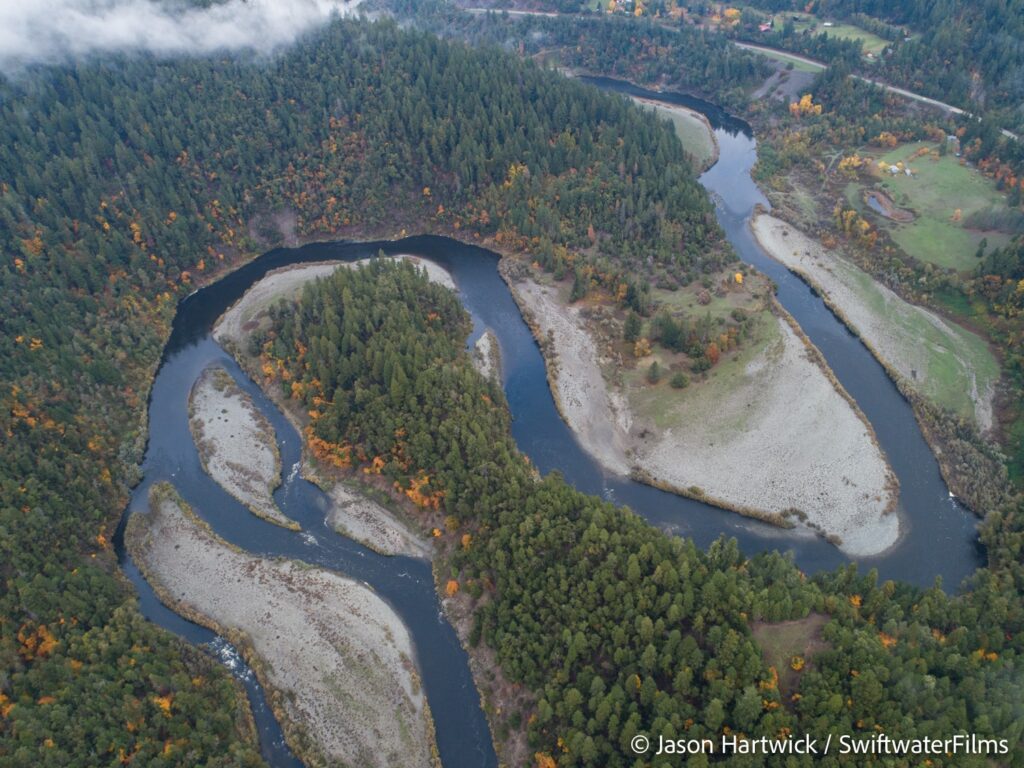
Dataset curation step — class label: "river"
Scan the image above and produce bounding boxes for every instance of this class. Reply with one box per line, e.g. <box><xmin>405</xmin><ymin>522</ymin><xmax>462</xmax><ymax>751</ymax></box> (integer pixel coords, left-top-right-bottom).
<box><xmin>114</xmin><ymin>78</ymin><xmax>983</xmax><ymax>767</ymax></box>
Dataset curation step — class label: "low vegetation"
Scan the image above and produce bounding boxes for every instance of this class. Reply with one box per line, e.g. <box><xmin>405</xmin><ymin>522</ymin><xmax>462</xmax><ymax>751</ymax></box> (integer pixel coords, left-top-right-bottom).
<box><xmin>751</xmin><ymin>61</ymin><xmax>1023</xmax><ymax>489</ymax></box>
<box><xmin>853</xmin><ymin>142</ymin><xmax>1015</xmax><ymax>271</ymax></box>
<box><xmin>750</xmin><ymin>613</ymin><xmax>830</xmax><ymax>697</ymax></box>
<box><xmin>771</xmin><ymin>11</ymin><xmax>891</xmax><ymax>57</ymax></box>
<box><xmin>754</xmin><ymin>214</ymin><xmax>999</xmax><ymax>428</ymax></box>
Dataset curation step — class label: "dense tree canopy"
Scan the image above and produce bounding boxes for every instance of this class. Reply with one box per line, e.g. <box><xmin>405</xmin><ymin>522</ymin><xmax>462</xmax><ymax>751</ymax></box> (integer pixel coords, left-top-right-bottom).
<box><xmin>385</xmin><ymin>0</ymin><xmax>771</xmax><ymax>111</ymax></box>
<box><xmin>264</xmin><ymin>258</ymin><xmax>1024</xmax><ymax>767</ymax></box>
<box><xmin>0</xmin><ymin>16</ymin><xmax>726</xmax><ymax>764</ymax></box>
<box><xmin>1</xmin><ymin>7</ymin><xmax>1022</xmax><ymax>766</ymax></box>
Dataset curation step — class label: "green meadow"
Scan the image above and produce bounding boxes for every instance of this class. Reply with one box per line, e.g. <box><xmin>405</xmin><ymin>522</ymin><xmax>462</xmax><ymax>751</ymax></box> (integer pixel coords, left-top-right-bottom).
<box><xmin>857</xmin><ymin>142</ymin><xmax>1014</xmax><ymax>271</ymax></box>
<box><xmin>781</xmin><ymin>11</ymin><xmax>891</xmax><ymax>55</ymax></box>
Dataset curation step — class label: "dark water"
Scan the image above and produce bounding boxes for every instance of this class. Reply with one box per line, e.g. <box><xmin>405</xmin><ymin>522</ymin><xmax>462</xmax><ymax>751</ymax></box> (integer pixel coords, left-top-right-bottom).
<box><xmin>583</xmin><ymin>76</ymin><xmax>982</xmax><ymax>586</ymax></box>
<box><xmin>865</xmin><ymin>193</ymin><xmax>887</xmax><ymax>216</ymax></box>
<box><xmin>114</xmin><ymin>79</ymin><xmax>982</xmax><ymax>768</ymax></box>
<box><xmin>112</xmin><ymin>246</ymin><xmax>518</xmax><ymax>768</ymax></box>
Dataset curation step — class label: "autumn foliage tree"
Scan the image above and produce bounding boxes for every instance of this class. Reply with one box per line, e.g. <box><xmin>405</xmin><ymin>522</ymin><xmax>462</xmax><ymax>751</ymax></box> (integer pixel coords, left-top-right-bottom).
<box><xmin>789</xmin><ymin>93</ymin><xmax>823</xmax><ymax>118</ymax></box>
<box><xmin>706</xmin><ymin>341</ymin><xmax>721</xmax><ymax>365</ymax></box>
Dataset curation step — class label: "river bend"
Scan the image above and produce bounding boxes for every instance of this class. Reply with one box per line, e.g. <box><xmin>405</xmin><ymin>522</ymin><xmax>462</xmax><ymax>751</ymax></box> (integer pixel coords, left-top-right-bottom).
<box><xmin>114</xmin><ymin>79</ymin><xmax>982</xmax><ymax>768</ymax></box>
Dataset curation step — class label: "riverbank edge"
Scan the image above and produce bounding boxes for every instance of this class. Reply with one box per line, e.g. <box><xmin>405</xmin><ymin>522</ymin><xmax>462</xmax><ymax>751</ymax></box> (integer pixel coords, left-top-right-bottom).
<box><xmin>216</xmin><ymin>338</ymin><xmax>433</xmax><ymax>560</ymax></box>
<box><xmin>748</xmin><ymin>210</ymin><xmax>1008</xmax><ymax>516</ymax></box>
<box><xmin>212</xmin><ymin>259</ymin><xmax>445</xmax><ymax>557</ymax></box>
<box><xmin>473</xmin><ymin>328</ymin><xmax>502</xmax><ymax>383</ymax></box>
<box><xmin>186</xmin><ymin>366</ymin><xmax>299</xmax><ymax>531</ymax></box>
<box><xmin>690</xmin><ymin>107</ymin><xmax>720</xmax><ymax>171</ymax></box>
<box><xmin>771</xmin><ymin>296</ymin><xmax>901</xmax><ymax>518</ymax></box>
<box><xmin>631</xmin><ymin>95</ymin><xmax>720</xmax><ymax>172</ymax></box>
<box><xmin>213</xmin><ymin>258</ymin><xmax>525</xmax><ymax>765</ymax></box>
<box><xmin>225</xmin><ymin>344</ymin><xmax>523</xmax><ymax>766</ymax></box>
<box><xmin>498</xmin><ymin>257</ymin><xmax>900</xmax><ymax>548</ymax></box>
<box><xmin>127</xmin><ymin>482</ymin><xmax>440</xmax><ymax>768</ymax></box>
<box><xmin>563</xmin><ymin>66</ymin><xmax>744</xmax><ymax>165</ymax></box>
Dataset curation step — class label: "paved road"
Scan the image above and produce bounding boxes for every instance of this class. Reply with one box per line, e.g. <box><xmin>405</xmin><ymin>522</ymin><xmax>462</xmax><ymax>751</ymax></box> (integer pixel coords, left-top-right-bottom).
<box><xmin>734</xmin><ymin>42</ymin><xmax>1019</xmax><ymax>140</ymax></box>
<box><xmin>463</xmin><ymin>6</ymin><xmax>560</xmax><ymax>16</ymax></box>
<box><xmin>734</xmin><ymin>41</ymin><xmax>825</xmax><ymax>70</ymax></box>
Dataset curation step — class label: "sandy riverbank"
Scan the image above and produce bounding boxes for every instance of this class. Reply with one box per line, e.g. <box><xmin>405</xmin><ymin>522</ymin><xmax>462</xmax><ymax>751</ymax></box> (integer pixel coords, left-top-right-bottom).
<box><xmin>634</xmin><ymin>303</ymin><xmax>899</xmax><ymax>556</ymax></box>
<box><xmin>188</xmin><ymin>366</ymin><xmax>295</xmax><ymax>529</ymax></box>
<box><xmin>751</xmin><ymin>214</ymin><xmax>997</xmax><ymax>431</ymax></box>
<box><xmin>212</xmin><ymin>253</ymin><xmax>529</xmax><ymax>760</ymax></box>
<box><xmin>472</xmin><ymin>329</ymin><xmax>501</xmax><ymax>383</ymax></box>
<box><xmin>127</xmin><ymin>484</ymin><xmax>435</xmax><ymax>768</ymax></box>
<box><xmin>214</xmin><ymin>262</ymin><xmax>340</xmax><ymax>345</ymax></box>
<box><xmin>506</xmin><ymin>269</ymin><xmax>900</xmax><ymax>557</ymax></box>
<box><xmin>214</xmin><ymin>254</ymin><xmax>455</xmax><ymax>347</ymax></box>
<box><xmin>507</xmin><ymin>277</ymin><xmax>633</xmax><ymax>477</ymax></box>
<box><xmin>327</xmin><ymin>483</ymin><xmax>431</xmax><ymax>559</ymax></box>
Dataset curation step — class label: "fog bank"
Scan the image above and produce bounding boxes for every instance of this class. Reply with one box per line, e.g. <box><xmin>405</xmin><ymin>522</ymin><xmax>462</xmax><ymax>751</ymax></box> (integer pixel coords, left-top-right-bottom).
<box><xmin>0</xmin><ymin>0</ymin><xmax>360</xmax><ymax>72</ymax></box>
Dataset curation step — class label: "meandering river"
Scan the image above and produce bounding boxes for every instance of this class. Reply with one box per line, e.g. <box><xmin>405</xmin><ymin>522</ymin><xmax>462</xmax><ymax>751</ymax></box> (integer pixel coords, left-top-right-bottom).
<box><xmin>114</xmin><ymin>79</ymin><xmax>983</xmax><ymax>767</ymax></box>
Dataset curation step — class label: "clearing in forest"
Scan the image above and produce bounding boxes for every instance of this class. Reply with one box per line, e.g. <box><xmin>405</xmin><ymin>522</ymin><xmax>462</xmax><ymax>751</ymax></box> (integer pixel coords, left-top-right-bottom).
<box><xmin>852</xmin><ymin>141</ymin><xmax>1015</xmax><ymax>271</ymax></box>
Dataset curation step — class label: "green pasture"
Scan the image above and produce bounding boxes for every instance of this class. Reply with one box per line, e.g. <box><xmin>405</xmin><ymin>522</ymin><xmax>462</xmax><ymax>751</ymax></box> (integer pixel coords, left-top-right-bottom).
<box><xmin>778</xmin><ymin>11</ymin><xmax>891</xmax><ymax>55</ymax></box>
<box><xmin>822</xmin><ymin>251</ymin><xmax>999</xmax><ymax>421</ymax></box>
<box><xmin>626</xmin><ymin>295</ymin><xmax>780</xmax><ymax>432</ymax></box>
<box><xmin>855</xmin><ymin>142</ymin><xmax>1014</xmax><ymax>271</ymax></box>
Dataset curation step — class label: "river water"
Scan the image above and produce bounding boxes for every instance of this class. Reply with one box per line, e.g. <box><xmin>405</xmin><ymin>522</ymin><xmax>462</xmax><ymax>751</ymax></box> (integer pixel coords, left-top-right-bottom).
<box><xmin>114</xmin><ymin>78</ymin><xmax>983</xmax><ymax>767</ymax></box>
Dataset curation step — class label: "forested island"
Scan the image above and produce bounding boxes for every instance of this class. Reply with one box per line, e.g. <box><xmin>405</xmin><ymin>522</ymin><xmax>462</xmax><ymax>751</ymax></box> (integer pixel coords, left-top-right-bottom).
<box><xmin>1</xmin><ymin>2</ymin><xmax>1023</xmax><ymax>767</ymax></box>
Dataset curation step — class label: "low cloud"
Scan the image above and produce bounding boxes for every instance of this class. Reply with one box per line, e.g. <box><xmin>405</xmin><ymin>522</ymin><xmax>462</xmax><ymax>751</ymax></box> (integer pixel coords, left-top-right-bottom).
<box><xmin>0</xmin><ymin>0</ymin><xmax>360</xmax><ymax>73</ymax></box>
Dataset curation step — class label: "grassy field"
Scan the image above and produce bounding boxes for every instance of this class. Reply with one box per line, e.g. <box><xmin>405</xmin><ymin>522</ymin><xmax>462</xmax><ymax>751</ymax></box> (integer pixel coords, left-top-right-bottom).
<box><xmin>839</xmin><ymin>257</ymin><xmax>999</xmax><ymax>419</ymax></box>
<box><xmin>850</xmin><ymin>142</ymin><xmax>1015</xmax><ymax>271</ymax></box>
<box><xmin>933</xmin><ymin>285</ymin><xmax>1024</xmax><ymax>482</ymax></box>
<box><xmin>780</xmin><ymin>11</ymin><xmax>891</xmax><ymax>55</ymax></box>
<box><xmin>635</xmin><ymin>100</ymin><xmax>717</xmax><ymax>170</ymax></box>
<box><xmin>776</xmin><ymin>184</ymin><xmax>821</xmax><ymax>228</ymax></box>
<box><xmin>751</xmin><ymin>614</ymin><xmax>829</xmax><ymax>696</ymax></box>
<box><xmin>623</xmin><ymin>281</ymin><xmax>779</xmax><ymax>431</ymax></box>
<box><xmin>652</xmin><ymin>278</ymin><xmax>750</xmax><ymax>318</ymax></box>
<box><xmin>624</xmin><ymin>308</ymin><xmax>781</xmax><ymax>433</ymax></box>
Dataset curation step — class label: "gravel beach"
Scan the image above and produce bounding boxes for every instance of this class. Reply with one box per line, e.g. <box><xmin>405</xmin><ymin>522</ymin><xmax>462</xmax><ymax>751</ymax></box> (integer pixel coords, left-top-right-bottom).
<box><xmin>127</xmin><ymin>485</ymin><xmax>435</xmax><ymax>768</ymax></box>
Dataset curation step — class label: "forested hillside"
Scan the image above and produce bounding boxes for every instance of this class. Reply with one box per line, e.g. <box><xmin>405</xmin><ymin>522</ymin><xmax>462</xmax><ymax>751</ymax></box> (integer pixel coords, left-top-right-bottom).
<box><xmin>0</xmin><ymin>17</ymin><xmax>720</xmax><ymax>764</ymax></box>
<box><xmin>3</xmin><ymin>6</ymin><xmax>1024</xmax><ymax>766</ymax></box>
<box><xmin>386</xmin><ymin>0</ymin><xmax>771</xmax><ymax>110</ymax></box>
<box><xmin>265</xmin><ymin>258</ymin><xmax>1024</xmax><ymax>766</ymax></box>
<box><xmin>739</xmin><ymin>0</ymin><xmax>1024</xmax><ymax>132</ymax></box>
